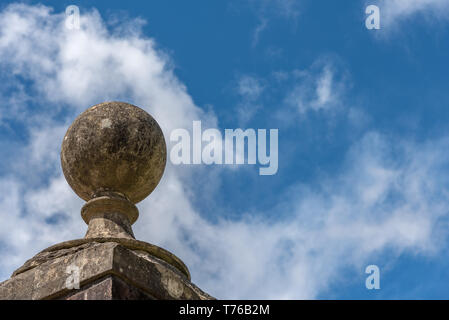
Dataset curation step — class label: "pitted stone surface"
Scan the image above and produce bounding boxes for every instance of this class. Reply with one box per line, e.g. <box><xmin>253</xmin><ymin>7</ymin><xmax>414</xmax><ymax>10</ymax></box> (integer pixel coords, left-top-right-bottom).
<box><xmin>11</xmin><ymin>242</ymin><xmax>99</xmax><ymax>277</ymax></box>
<box><xmin>10</xmin><ymin>238</ymin><xmax>192</xmax><ymax>281</ymax></box>
<box><xmin>61</xmin><ymin>101</ymin><xmax>166</xmax><ymax>204</ymax></box>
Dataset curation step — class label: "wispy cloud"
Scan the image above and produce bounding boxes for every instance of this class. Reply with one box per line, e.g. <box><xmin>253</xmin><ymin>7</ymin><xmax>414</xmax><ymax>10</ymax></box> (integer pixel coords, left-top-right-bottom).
<box><xmin>234</xmin><ymin>75</ymin><xmax>264</xmax><ymax>125</ymax></box>
<box><xmin>234</xmin><ymin>58</ymin><xmax>351</xmax><ymax>127</ymax></box>
<box><xmin>269</xmin><ymin>58</ymin><xmax>352</xmax><ymax>127</ymax></box>
<box><xmin>138</xmin><ymin>132</ymin><xmax>449</xmax><ymax>298</ymax></box>
<box><xmin>374</xmin><ymin>0</ymin><xmax>449</xmax><ymax>29</ymax></box>
<box><xmin>243</xmin><ymin>0</ymin><xmax>300</xmax><ymax>46</ymax></box>
<box><xmin>285</xmin><ymin>63</ymin><xmax>345</xmax><ymax>114</ymax></box>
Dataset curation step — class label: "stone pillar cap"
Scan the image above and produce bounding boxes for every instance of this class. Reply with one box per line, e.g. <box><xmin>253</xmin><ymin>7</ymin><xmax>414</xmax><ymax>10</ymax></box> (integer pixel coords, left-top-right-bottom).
<box><xmin>60</xmin><ymin>101</ymin><xmax>167</xmax><ymax>239</ymax></box>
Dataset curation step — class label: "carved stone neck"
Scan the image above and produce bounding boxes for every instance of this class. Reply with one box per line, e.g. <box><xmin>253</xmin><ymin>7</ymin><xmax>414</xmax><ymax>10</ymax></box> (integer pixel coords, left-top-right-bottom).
<box><xmin>81</xmin><ymin>193</ymin><xmax>139</xmax><ymax>239</ymax></box>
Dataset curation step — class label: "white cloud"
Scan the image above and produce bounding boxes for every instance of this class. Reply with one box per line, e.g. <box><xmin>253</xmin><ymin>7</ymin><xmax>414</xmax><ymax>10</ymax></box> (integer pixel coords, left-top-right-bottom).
<box><xmin>238</xmin><ymin>75</ymin><xmax>264</xmax><ymax>100</ymax></box>
<box><xmin>284</xmin><ymin>61</ymin><xmax>348</xmax><ymax>115</ymax></box>
<box><xmin>315</xmin><ymin>66</ymin><xmax>334</xmax><ymax>106</ymax></box>
<box><xmin>252</xmin><ymin>18</ymin><xmax>268</xmax><ymax>47</ymax></box>
<box><xmin>377</xmin><ymin>0</ymin><xmax>449</xmax><ymax>28</ymax></box>
<box><xmin>243</xmin><ymin>0</ymin><xmax>300</xmax><ymax>46</ymax></box>
<box><xmin>236</xmin><ymin>60</ymin><xmax>350</xmax><ymax>127</ymax></box>
<box><xmin>0</xmin><ymin>3</ymin><xmax>448</xmax><ymax>300</ymax></box>
<box><xmin>235</xmin><ymin>75</ymin><xmax>264</xmax><ymax>125</ymax></box>
<box><xmin>251</xmin><ymin>0</ymin><xmax>300</xmax><ymax>23</ymax></box>
<box><xmin>0</xmin><ymin>3</ymin><xmax>215</xmax><ymax>133</ymax></box>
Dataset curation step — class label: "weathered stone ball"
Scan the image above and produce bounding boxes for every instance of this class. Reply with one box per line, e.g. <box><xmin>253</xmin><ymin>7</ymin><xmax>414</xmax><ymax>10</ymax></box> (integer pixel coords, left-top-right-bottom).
<box><xmin>61</xmin><ymin>101</ymin><xmax>166</xmax><ymax>204</ymax></box>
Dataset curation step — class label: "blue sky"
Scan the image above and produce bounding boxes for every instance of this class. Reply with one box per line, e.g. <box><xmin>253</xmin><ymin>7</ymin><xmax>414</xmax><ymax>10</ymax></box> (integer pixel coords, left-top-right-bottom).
<box><xmin>1</xmin><ymin>0</ymin><xmax>449</xmax><ymax>299</ymax></box>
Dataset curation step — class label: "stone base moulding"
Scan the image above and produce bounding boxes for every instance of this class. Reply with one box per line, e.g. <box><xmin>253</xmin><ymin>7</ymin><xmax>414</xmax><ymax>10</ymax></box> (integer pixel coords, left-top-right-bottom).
<box><xmin>0</xmin><ymin>240</ymin><xmax>214</xmax><ymax>300</ymax></box>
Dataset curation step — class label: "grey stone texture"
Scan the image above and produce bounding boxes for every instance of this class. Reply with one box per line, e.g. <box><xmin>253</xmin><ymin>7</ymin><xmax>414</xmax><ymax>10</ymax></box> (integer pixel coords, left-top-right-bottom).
<box><xmin>63</xmin><ymin>275</ymin><xmax>154</xmax><ymax>300</ymax></box>
<box><xmin>0</xmin><ymin>241</ymin><xmax>213</xmax><ymax>300</ymax></box>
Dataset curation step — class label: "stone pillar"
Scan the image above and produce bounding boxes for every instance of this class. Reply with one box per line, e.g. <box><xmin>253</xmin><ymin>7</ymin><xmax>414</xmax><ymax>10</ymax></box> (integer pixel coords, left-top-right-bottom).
<box><xmin>0</xmin><ymin>101</ymin><xmax>214</xmax><ymax>300</ymax></box>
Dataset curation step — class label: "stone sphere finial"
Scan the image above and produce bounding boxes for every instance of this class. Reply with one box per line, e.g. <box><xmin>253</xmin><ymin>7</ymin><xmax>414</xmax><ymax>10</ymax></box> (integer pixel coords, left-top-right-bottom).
<box><xmin>61</xmin><ymin>101</ymin><xmax>166</xmax><ymax>205</ymax></box>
